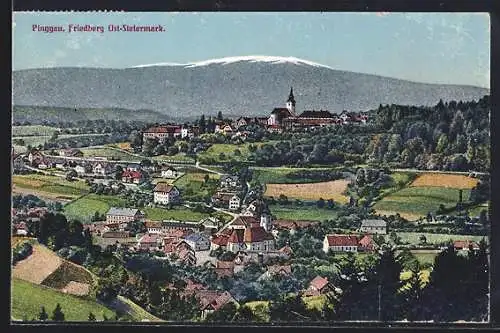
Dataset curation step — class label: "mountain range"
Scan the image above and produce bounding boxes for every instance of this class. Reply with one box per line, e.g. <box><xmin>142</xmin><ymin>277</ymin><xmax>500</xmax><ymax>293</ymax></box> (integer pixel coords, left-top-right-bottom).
<box><xmin>12</xmin><ymin>56</ymin><xmax>489</xmax><ymax>120</ymax></box>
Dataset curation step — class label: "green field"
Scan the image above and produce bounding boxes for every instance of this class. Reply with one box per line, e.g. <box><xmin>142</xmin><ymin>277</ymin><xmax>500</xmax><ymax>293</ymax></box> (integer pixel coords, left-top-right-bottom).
<box><xmin>12</xmin><ymin>125</ymin><xmax>61</xmax><ymax>137</ymax></box>
<box><xmin>81</xmin><ymin>147</ymin><xmax>141</xmax><ymax>161</ymax></box>
<box><xmin>395</xmin><ymin>232</ymin><xmax>486</xmax><ymax>245</ymax></box>
<box><xmin>197</xmin><ymin>141</ymin><xmax>279</xmax><ymax>164</ymax></box>
<box><xmin>11</xmin><ymin>278</ymin><xmax>115</xmax><ymax>321</ymax></box>
<box><xmin>269</xmin><ymin>204</ymin><xmax>337</xmax><ymax>222</ymax></box>
<box><xmin>14</xmin><ymin>134</ymin><xmax>111</xmax><ymax>148</ymax></box>
<box><xmin>173</xmin><ymin>171</ymin><xmax>219</xmax><ymax>201</ymax></box>
<box><xmin>252</xmin><ymin>167</ymin><xmax>342</xmax><ymax>184</ymax></box>
<box><xmin>63</xmin><ymin>194</ymin><xmax>127</xmax><ymax>222</ymax></box>
<box><xmin>374</xmin><ymin>186</ymin><xmax>470</xmax><ymax>219</ymax></box>
<box><xmin>152</xmin><ymin>154</ymin><xmax>196</xmax><ymax>163</ymax></box>
<box><xmin>13</xmin><ymin>174</ymin><xmax>90</xmax><ymax>198</ymax></box>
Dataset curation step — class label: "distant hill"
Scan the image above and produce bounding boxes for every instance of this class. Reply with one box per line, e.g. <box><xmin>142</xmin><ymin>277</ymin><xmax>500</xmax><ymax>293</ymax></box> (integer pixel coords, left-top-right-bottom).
<box><xmin>12</xmin><ymin>105</ymin><xmax>175</xmax><ymax>124</ymax></box>
<box><xmin>12</xmin><ymin>56</ymin><xmax>489</xmax><ymax>120</ymax></box>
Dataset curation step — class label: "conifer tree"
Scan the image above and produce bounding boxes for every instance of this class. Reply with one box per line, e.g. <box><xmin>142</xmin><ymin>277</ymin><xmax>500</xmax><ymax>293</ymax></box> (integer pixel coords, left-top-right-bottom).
<box><xmin>38</xmin><ymin>306</ymin><xmax>48</xmax><ymax>321</ymax></box>
<box><xmin>51</xmin><ymin>303</ymin><xmax>65</xmax><ymax>321</ymax></box>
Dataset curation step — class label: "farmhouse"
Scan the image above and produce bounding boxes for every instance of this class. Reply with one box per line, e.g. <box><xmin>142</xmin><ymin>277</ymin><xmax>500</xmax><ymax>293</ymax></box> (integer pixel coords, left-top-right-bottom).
<box><xmin>323</xmin><ymin>234</ymin><xmax>359</xmax><ymax>253</ymax></box>
<box><xmin>28</xmin><ymin>150</ymin><xmax>44</xmax><ymax>164</ymax></box>
<box><xmin>121</xmin><ymin>170</ymin><xmax>144</xmax><ymax>184</ymax></box>
<box><xmin>106</xmin><ymin>207</ymin><xmax>145</xmax><ymax>225</ymax></box>
<box><xmin>214</xmin><ymin>260</ymin><xmax>235</xmax><ymax>278</ymax></box>
<box><xmin>161</xmin><ymin>165</ymin><xmax>179</xmax><ymax>179</ymax></box>
<box><xmin>195</xmin><ymin>290</ymin><xmax>238</xmax><ymax>320</ymax></box>
<box><xmin>125</xmin><ymin>164</ymin><xmax>142</xmax><ymax>172</ymax></box>
<box><xmin>360</xmin><ymin>219</ymin><xmax>387</xmax><ymax>235</ymax></box>
<box><xmin>358</xmin><ymin>234</ymin><xmax>377</xmax><ymax>252</ymax></box>
<box><xmin>184</xmin><ymin>232</ymin><xmax>211</xmax><ymax>251</ymax></box>
<box><xmin>74</xmin><ymin>164</ymin><xmax>88</xmax><ymax>175</ymax></box>
<box><xmin>153</xmin><ymin>183</ymin><xmax>180</xmax><ymax>205</ymax></box>
<box><xmin>144</xmin><ymin>220</ymin><xmax>163</xmax><ymax>234</ymax></box>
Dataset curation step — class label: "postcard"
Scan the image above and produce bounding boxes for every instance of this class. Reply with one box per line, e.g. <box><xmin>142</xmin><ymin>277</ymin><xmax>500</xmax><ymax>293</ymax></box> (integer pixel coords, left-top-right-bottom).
<box><xmin>11</xmin><ymin>11</ymin><xmax>490</xmax><ymax>324</ymax></box>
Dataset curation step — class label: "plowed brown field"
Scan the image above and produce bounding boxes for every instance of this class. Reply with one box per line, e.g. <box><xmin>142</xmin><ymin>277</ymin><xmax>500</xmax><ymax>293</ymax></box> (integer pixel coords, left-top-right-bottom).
<box><xmin>410</xmin><ymin>173</ymin><xmax>479</xmax><ymax>189</ymax></box>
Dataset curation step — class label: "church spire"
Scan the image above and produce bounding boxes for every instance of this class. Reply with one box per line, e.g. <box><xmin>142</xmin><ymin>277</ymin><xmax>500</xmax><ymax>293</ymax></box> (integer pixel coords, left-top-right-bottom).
<box><xmin>287</xmin><ymin>87</ymin><xmax>296</xmax><ymax>106</ymax></box>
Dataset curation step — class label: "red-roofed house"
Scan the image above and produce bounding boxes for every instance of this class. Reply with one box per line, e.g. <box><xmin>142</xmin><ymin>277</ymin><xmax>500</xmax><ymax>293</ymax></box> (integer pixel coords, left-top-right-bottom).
<box><xmin>454</xmin><ymin>240</ymin><xmax>480</xmax><ymax>251</ymax></box>
<box><xmin>227</xmin><ymin>229</ymin><xmax>245</xmax><ymax>252</ymax></box>
<box><xmin>323</xmin><ymin>234</ymin><xmax>359</xmax><ymax>253</ymax></box>
<box><xmin>260</xmin><ymin>264</ymin><xmax>292</xmax><ymax>280</ymax></box>
<box><xmin>121</xmin><ymin>170</ymin><xmax>144</xmax><ymax>184</ymax></box>
<box><xmin>358</xmin><ymin>235</ymin><xmax>377</xmax><ymax>252</ymax></box>
<box><xmin>199</xmin><ymin>290</ymin><xmax>238</xmax><ymax>320</ymax></box>
<box><xmin>143</xmin><ymin>125</ymin><xmax>182</xmax><ymax>142</ymax></box>
<box><xmin>214</xmin><ymin>260</ymin><xmax>235</xmax><ymax>278</ymax></box>
<box><xmin>303</xmin><ymin>276</ymin><xmax>332</xmax><ymax>297</ymax></box>
<box><xmin>137</xmin><ymin>233</ymin><xmax>162</xmax><ymax>251</ymax></box>
<box><xmin>243</xmin><ymin>226</ymin><xmax>275</xmax><ymax>252</ymax></box>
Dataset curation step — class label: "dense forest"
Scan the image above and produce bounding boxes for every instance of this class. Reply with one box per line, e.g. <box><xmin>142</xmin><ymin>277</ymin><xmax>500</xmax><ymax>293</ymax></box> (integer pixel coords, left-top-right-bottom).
<box><xmin>248</xmin><ymin>96</ymin><xmax>490</xmax><ymax>172</ymax></box>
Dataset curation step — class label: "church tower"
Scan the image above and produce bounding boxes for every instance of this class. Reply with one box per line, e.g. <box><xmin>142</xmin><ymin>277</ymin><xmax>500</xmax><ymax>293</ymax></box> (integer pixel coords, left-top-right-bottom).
<box><xmin>286</xmin><ymin>87</ymin><xmax>296</xmax><ymax>116</ymax></box>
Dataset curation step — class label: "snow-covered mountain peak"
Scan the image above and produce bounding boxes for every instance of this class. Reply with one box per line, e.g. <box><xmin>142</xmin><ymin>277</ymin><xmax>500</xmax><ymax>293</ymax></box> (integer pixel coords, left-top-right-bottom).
<box><xmin>132</xmin><ymin>55</ymin><xmax>333</xmax><ymax>69</ymax></box>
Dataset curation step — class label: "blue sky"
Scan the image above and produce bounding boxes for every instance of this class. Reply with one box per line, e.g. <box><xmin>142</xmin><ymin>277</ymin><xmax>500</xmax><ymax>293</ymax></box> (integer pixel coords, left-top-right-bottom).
<box><xmin>12</xmin><ymin>12</ymin><xmax>490</xmax><ymax>88</ymax></box>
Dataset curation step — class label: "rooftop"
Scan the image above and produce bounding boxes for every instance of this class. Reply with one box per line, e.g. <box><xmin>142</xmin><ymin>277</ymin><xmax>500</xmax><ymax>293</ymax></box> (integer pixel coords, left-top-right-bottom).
<box><xmin>107</xmin><ymin>207</ymin><xmax>142</xmax><ymax>217</ymax></box>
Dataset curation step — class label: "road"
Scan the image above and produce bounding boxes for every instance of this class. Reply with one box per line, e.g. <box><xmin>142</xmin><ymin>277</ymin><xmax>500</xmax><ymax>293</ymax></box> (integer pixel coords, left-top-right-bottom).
<box><xmin>195</xmin><ymin>161</ymin><xmax>223</xmax><ymax>175</ymax></box>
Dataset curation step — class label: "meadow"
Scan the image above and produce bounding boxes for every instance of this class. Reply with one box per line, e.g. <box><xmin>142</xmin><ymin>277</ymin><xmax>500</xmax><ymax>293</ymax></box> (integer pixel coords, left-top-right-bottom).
<box><xmin>269</xmin><ymin>204</ymin><xmax>337</xmax><ymax>222</ymax></box>
<box><xmin>11</xmin><ymin>278</ymin><xmax>116</xmax><ymax>321</ymax></box>
<box><xmin>81</xmin><ymin>147</ymin><xmax>141</xmax><ymax>161</ymax></box>
<box><xmin>251</xmin><ymin>167</ymin><xmax>342</xmax><ymax>184</ymax></box>
<box><xmin>12</xmin><ymin>125</ymin><xmax>61</xmax><ymax>136</ymax></box>
<box><xmin>394</xmin><ymin>232</ymin><xmax>486</xmax><ymax>245</ymax></box>
<box><xmin>63</xmin><ymin>194</ymin><xmax>127</xmax><ymax>222</ymax></box>
<box><xmin>12</xmin><ymin>174</ymin><xmax>89</xmax><ymax>199</ymax></box>
<box><xmin>265</xmin><ymin>180</ymin><xmax>351</xmax><ymax>203</ymax></box>
<box><xmin>374</xmin><ymin>186</ymin><xmax>470</xmax><ymax>220</ymax></box>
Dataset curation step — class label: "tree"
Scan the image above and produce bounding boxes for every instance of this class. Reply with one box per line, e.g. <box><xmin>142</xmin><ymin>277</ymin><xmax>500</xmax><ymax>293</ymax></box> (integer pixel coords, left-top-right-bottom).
<box><xmin>51</xmin><ymin>303</ymin><xmax>65</xmax><ymax>321</ymax></box>
<box><xmin>66</xmin><ymin>169</ymin><xmax>77</xmax><ymax>181</ymax></box>
<box><xmin>114</xmin><ymin>165</ymin><xmax>123</xmax><ymax>180</ymax></box>
<box><xmin>38</xmin><ymin>306</ymin><xmax>49</xmax><ymax>321</ymax></box>
<box><xmin>316</xmin><ymin>198</ymin><xmax>325</xmax><ymax>209</ymax></box>
<box><xmin>419</xmin><ymin>235</ymin><xmax>427</xmax><ymax>245</ymax></box>
<box><xmin>88</xmin><ymin>312</ymin><xmax>96</xmax><ymax>321</ymax></box>
<box><xmin>217</xmin><ymin>111</ymin><xmax>223</xmax><ymax>120</ymax></box>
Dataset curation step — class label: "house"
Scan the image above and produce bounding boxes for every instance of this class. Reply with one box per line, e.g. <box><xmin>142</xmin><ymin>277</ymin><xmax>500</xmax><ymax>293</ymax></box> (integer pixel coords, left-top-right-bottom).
<box><xmin>229</xmin><ymin>195</ymin><xmax>241</xmax><ymax>211</ymax></box>
<box><xmin>303</xmin><ymin>276</ymin><xmax>332</xmax><ymax>297</ymax></box>
<box><xmin>137</xmin><ymin>233</ymin><xmax>162</xmax><ymax>251</ymax></box>
<box><xmin>125</xmin><ymin>164</ymin><xmax>141</xmax><ymax>172</ymax></box>
<box><xmin>243</xmin><ymin>226</ymin><xmax>275</xmax><ymax>252</ymax></box>
<box><xmin>181</xmin><ymin>126</ymin><xmax>199</xmax><ymax>139</ymax></box>
<box><xmin>358</xmin><ymin>234</ymin><xmax>377</xmax><ymax>252</ymax></box>
<box><xmin>278</xmin><ymin>245</ymin><xmax>293</xmax><ymax>257</ymax></box>
<box><xmin>153</xmin><ymin>183</ymin><xmax>180</xmax><ymax>205</ymax></box>
<box><xmin>161</xmin><ymin>220</ymin><xmax>199</xmax><ymax>233</ymax></box>
<box><xmin>55</xmin><ymin>162</ymin><xmax>67</xmax><ymax>170</ymax></box>
<box><xmin>195</xmin><ymin>290</ymin><xmax>238</xmax><ymax>320</ymax></box>
<box><xmin>210</xmin><ymin>233</ymin><xmax>230</xmax><ymax>251</ymax></box>
<box><xmin>214</xmin><ymin>260</ymin><xmax>235</xmax><ymax>278</ymax></box>
<box><xmin>219</xmin><ymin>175</ymin><xmax>241</xmax><ymax>189</ymax></box>
<box><xmin>144</xmin><ymin>220</ymin><xmax>163</xmax><ymax>234</ymax></box>
<box><xmin>184</xmin><ymin>232</ymin><xmax>211</xmax><ymax>251</ymax></box>
<box><xmin>74</xmin><ymin>164</ymin><xmax>87</xmax><ymax>175</ymax></box>
<box><xmin>28</xmin><ymin>150</ymin><xmax>44</xmax><ymax>164</ymax></box>
<box><xmin>93</xmin><ymin>163</ymin><xmax>113</xmax><ymax>176</ymax></box>
<box><xmin>161</xmin><ymin>166</ymin><xmax>179</xmax><ymax>179</ymax></box>
<box><xmin>143</xmin><ymin>125</ymin><xmax>182</xmax><ymax>142</ymax></box>
<box><xmin>360</xmin><ymin>219</ymin><xmax>387</xmax><ymax>235</ymax></box>
<box><xmin>226</xmin><ymin>229</ymin><xmax>245</xmax><ymax>253</ymax></box>
<box><xmin>13</xmin><ymin>222</ymin><xmax>28</xmax><ymax>236</ymax></box>
<box><xmin>453</xmin><ymin>240</ymin><xmax>480</xmax><ymax>251</ymax></box>
<box><xmin>211</xmin><ymin>192</ymin><xmax>240</xmax><ymax>211</ymax></box>
<box><xmin>59</xmin><ymin>148</ymin><xmax>83</xmax><ymax>157</ymax></box>
<box><xmin>121</xmin><ymin>170</ymin><xmax>144</xmax><ymax>184</ymax></box>
<box><xmin>234</xmin><ymin>117</ymin><xmax>253</xmax><ymax>128</ymax></box>
<box><xmin>106</xmin><ymin>207</ymin><xmax>144</xmax><ymax>225</ymax></box>
<box><xmin>259</xmin><ymin>264</ymin><xmax>292</xmax><ymax>280</ymax></box>
<box><xmin>37</xmin><ymin>160</ymin><xmax>50</xmax><ymax>169</ymax></box>
<box><xmin>323</xmin><ymin>234</ymin><xmax>359</xmax><ymax>253</ymax></box>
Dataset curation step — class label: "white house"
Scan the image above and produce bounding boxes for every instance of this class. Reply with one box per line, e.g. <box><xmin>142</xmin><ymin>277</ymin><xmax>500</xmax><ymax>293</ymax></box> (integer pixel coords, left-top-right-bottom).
<box><xmin>183</xmin><ymin>233</ymin><xmax>211</xmax><ymax>251</ymax></box>
<box><xmin>74</xmin><ymin>165</ymin><xmax>87</xmax><ymax>175</ymax></box>
<box><xmin>323</xmin><ymin>234</ymin><xmax>359</xmax><ymax>253</ymax></box>
<box><xmin>93</xmin><ymin>163</ymin><xmax>112</xmax><ymax>176</ymax></box>
<box><xmin>153</xmin><ymin>183</ymin><xmax>180</xmax><ymax>205</ymax></box>
<box><xmin>161</xmin><ymin>166</ymin><xmax>178</xmax><ymax>179</ymax></box>
<box><xmin>229</xmin><ymin>195</ymin><xmax>241</xmax><ymax>211</ymax></box>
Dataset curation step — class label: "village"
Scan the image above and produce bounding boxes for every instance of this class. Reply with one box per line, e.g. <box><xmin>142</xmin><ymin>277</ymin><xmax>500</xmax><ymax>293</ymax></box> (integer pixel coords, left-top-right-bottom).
<box><xmin>11</xmin><ymin>88</ymin><xmax>490</xmax><ymax>322</ymax></box>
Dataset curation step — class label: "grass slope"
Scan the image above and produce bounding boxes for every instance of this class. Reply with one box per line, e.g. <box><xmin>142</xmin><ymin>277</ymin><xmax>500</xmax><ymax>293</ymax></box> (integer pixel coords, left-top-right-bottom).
<box><xmin>81</xmin><ymin>147</ymin><xmax>141</xmax><ymax>161</ymax></box>
<box><xmin>11</xmin><ymin>278</ymin><xmax>115</xmax><ymax>321</ymax></box>
<box><xmin>13</xmin><ymin>174</ymin><xmax>89</xmax><ymax>199</ymax></box>
<box><xmin>269</xmin><ymin>204</ymin><xmax>337</xmax><ymax>222</ymax></box>
<box><xmin>63</xmin><ymin>194</ymin><xmax>127</xmax><ymax>222</ymax></box>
